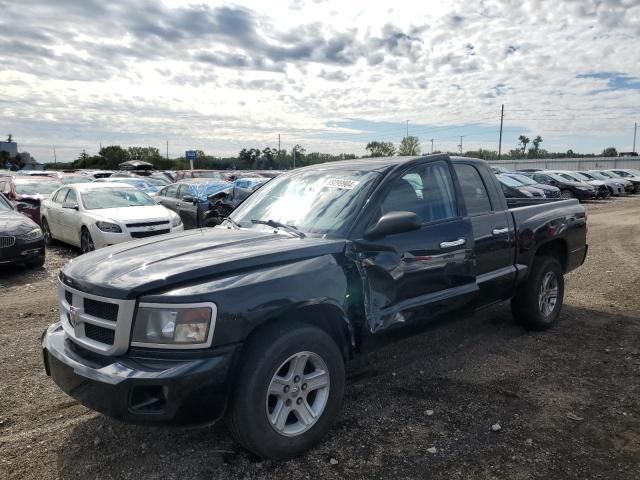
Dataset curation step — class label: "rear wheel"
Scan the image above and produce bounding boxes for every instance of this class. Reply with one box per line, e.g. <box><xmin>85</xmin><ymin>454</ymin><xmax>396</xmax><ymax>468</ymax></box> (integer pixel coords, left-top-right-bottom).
<box><xmin>560</xmin><ymin>189</ymin><xmax>573</xmax><ymax>199</ymax></box>
<box><xmin>228</xmin><ymin>322</ymin><xmax>345</xmax><ymax>460</ymax></box>
<box><xmin>80</xmin><ymin>228</ymin><xmax>95</xmax><ymax>253</ymax></box>
<box><xmin>511</xmin><ymin>256</ymin><xmax>564</xmax><ymax>330</ymax></box>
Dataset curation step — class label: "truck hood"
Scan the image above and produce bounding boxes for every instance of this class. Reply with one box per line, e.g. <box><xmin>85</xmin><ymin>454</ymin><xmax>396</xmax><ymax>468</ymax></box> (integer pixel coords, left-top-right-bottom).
<box><xmin>60</xmin><ymin>227</ymin><xmax>345</xmax><ymax>299</ymax></box>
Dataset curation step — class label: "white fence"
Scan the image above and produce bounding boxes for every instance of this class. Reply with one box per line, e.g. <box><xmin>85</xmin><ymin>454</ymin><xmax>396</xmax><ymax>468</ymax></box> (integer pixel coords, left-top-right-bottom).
<box><xmin>488</xmin><ymin>156</ymin><xmax>640</xmax><ymax>171</ymax></box>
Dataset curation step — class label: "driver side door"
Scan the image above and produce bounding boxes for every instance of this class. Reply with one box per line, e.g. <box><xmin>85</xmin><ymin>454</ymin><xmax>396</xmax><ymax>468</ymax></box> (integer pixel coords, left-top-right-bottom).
<box><xmin>351</xmin><ymin>159</ymin><xmax>476</xmax><ymax>334</ymax></box>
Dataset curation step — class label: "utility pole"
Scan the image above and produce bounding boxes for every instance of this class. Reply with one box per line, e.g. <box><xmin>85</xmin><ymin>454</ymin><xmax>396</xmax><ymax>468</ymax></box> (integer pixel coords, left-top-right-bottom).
<box><xmin>166</xmin><ymin>140</ymin><xmax>169</xmax><ymax>160</ymax></box>
<box><xmin>634</xmin><ymin>122</ymin><xmax>637</xmax><ymax>153</ymax></box>
<box><xmin>53</xmin><ymin>148</ymin><xmax>57</xmax><ymax>165</ymax></box>
<box><xmin>293</xmin><ymin>146</ymin><xmax>296</xmax><ymax>169</ymax></box>
<box><xmin>278</xmin><ymin>134</ymin><xmax>281</xmax><ymax>163</ymax></box>
<box><xmin>459</xmin><ymin>136</ymin><xmax>463</xmax><ymax>154</ymax></box>
<box><xmin>406</xmin><ymin>120</ymin><xmax>409</xmax><ymax>138</ymax></box>
<box><xmin>498</xmin><ymin>104</ymin><xmax>504</xmax><ymax>159</ymax></box>
<box><xmin>430</xmin><ymin>139</ymin><xmax>434</xmax><ymax>154</ymax></box>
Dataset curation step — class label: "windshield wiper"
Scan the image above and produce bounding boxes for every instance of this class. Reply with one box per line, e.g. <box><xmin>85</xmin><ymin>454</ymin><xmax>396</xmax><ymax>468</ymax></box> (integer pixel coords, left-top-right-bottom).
<box><xmin>250</xmin><ymin>219</ymin><xmax>306</xmax><ymax>238</ymax></box>
<box><xmin>223</xmin><ymin>217</ymin><xmax>241</xmax><ymax>229</ymax></box>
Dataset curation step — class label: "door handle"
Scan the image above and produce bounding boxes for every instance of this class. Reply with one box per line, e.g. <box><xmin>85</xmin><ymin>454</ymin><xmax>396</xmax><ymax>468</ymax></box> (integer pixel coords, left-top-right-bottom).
<box><xmin>492</xmin><ymin>227</ymin><xmax>509</xmax><ymax>236</ymax></box>
<box><xmin>440</xmin><ymin>238</ymin><xmax>466</xmax><ymax>249</ymax></box>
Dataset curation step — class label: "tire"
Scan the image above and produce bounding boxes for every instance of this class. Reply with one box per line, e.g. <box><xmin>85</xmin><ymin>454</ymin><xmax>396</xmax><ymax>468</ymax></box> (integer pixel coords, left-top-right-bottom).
<box><xmin>42</xmin><ymin>218</ymin><xmax>55</xmax><ymax>246</ymax></box>
<box><xmin>511</xmin><ymin>256</ymin><xmax>564</xmax><ymax>331</ymax></box>
<box><xmin>228</xmin><ymin>322</ymin><xmax>345</xmax><ymax>460</ymax></box>
<box><xmin>25</xmin><ymin>254</ymin><xmax>45</xmax><ymax>268</ymax></box>
<box><xmin>560</xmin><ymin>189</ymin><xmax>573</xmax><ymax>199</ymax></box>
<box><xmin>80</xmin><ymin>228</ymin><xmax>95</xmax><ymax>254</ymax></box>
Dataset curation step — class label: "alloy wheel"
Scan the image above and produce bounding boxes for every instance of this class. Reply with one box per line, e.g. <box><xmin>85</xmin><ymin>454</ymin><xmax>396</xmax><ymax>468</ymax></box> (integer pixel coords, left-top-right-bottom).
<box><xmin>538</xmin><ymin>271</ymin><xmax>559</xmax><ymax>317</ymax></box>
<box><xmin>81</xmin><ymin>230</ymin><xmax>94</xmax><ymax>253</ymax></box>
<box><xmin>265</xmin><ymin>351</ymin><xmax>330</xmax><ymax>437</ymax></box>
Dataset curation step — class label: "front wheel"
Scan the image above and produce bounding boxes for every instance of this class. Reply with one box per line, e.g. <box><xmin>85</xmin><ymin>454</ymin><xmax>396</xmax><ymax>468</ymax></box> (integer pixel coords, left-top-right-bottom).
<box><xmin>560</xmin><ymin>189</ymin><xmax>573</xmax><ymax>199</ymax></box>
<box><xmin>80</xmin><ymin>228</ymin><xmax>95</xmax><ymax>254</ymax></box>
<box><xmin>42</xmin><ymin>218</ymin><xmax>54</xmax><ymax>246</ymax></box>
<box><xmin>511</xmin><ymin>256</ymin><xmax>565</xmax><ymax>330</ymax></box>
<box><xmin>228</xmin><ymin>322</ymin><xmax>345</xmax><ymax>460</ymax></box>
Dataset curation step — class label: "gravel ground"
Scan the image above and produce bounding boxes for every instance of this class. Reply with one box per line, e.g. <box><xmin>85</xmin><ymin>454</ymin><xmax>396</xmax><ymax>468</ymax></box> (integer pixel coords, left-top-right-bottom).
<box><xmin>1</xmin><ymin>197</ymin><xmax>639</xmax><ymax>480</ymax></box>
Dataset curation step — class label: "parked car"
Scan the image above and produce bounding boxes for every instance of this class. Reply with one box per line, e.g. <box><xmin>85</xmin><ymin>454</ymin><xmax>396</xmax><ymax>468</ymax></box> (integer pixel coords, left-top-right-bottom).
<box><xmin>41</xmin><ymin>183</ymin><xmax>183</xmax><ymax>253</ymax></box>
<box><xmin>501</xmin><ymin>173</ymin><xmax>561</xmax><ymax>198</ymax></box>
<box><xmin>605</xmin><ymin>169</ymin><xmax>640</xmax><ymax>193</ymax></box>
<box><xmin>144</xmin><ymin>174</ymin><xmax>172</xmax><ymax>187</ymax></box>
<box><xmin>59</xmin><ymin>174</ymin><xmax>95</xmax><ymax>185</ymax></box>
<box><xmin>525</xmin><ymin>172</ymin><xmax>597</xmax><ymax>200</ymax></box>
<box><xmin>94</xmin><ymin>177</ymin><xmax>160</xmax><ymax>197</ymax></box>
<box><xmin>590</xmin><ymin>170</ymin><xmax>637</xmax><ymax>194</ymax></box>
<box><xmin>173</xmin><ymin>170</ymin><xmax>228</xmax><ymax>182</ymax></box>
<box><xmin>577</xmin><ymin>171</ymin><xmax>626</xmax><ymax>196</ymax></box>
<box><xmin>517</xmin><ymin>168</ymin><xmax>543</xmax><ymax>172</ymax></box>
<box><xmin>489</xmin><ymin>166</ymin><xmax>512</xmax><ymax>174</ymax></box>
<box><xmin>156</xmin><ymin>180</ymin><xmax>232</xmax><ymax>229</ymax></box>
<box><xmin>496</xmin><ymin>174</ymin><xmax>545</xmax><ymax>198</ymax></box>
<box><xmin>42</xmin><ymin>155</ymin><xmax>587</xmax><ymax>460</ymax></box>
<box><xmin>548</xmin><ymin>171</ymin><xmax>610</xmax><ymax>199</ymax></box>
<box><xmin>0</xmin><ymin>176</ymin><xmax>62</xmax><ymax>225</ymax></box>
<box><xmin>0</xmin><ymin>193</ymin><xmax>45</xmax><ymax>268</ymax></box>
<box><xmin>205</xmin><ymin>177</ymin><xmax>271</xmax><ymax>225</ymax></box>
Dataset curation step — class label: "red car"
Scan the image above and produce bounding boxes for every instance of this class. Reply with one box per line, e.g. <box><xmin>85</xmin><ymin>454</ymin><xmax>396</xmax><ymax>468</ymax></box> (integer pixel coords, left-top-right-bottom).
<box><xmin>0</xmin><ymin>176</ymin><xmax>61</xmax><ymax>225</ymax></box>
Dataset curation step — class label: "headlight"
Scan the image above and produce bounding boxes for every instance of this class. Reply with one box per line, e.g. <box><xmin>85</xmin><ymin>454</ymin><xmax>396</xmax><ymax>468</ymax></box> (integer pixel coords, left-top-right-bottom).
<box><xmin>17</xmin><ymin>227</ymin><xmax>43</xmax><ymax>241</ymax></box>
<box><xmin>95</xmin><ymin>221</ymin><xmax>122</xmax><ymax>233</ymax></box>
<box><xmin>171</xmin><ymin>214</ymin><xmax>182</xmax><ymax>228</ymax></box>
<box><xmin>131</xmin><ymin>303</ymin><xmax>216</xmax><ymax>348</ymax></box>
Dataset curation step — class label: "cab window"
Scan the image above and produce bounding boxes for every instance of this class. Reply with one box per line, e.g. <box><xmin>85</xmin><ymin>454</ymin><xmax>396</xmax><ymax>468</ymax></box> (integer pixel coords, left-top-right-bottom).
<box><xmin>380</xmin><ymin>161</ymin><xmax>457</xmax><ymax>223</ymax></box>
<box><xmin>453</xmin><ymin>164</ymin><xmax>492</xmax><ymax>216</ymax></box>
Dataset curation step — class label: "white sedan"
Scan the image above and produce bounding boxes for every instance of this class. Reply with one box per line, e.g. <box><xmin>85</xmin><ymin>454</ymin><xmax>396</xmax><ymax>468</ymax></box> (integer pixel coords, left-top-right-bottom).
<box><xmin>41</xmin><ymin>183</ymin><xmax>183</xmax><ymax>253</ymax></box>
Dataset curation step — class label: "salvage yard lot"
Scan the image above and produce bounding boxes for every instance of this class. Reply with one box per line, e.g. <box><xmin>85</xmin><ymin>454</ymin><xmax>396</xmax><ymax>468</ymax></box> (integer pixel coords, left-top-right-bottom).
<box><xmin>1</xmin><ymin>198</ymin><xmax>639</xmax><ymax>480</ymax></box>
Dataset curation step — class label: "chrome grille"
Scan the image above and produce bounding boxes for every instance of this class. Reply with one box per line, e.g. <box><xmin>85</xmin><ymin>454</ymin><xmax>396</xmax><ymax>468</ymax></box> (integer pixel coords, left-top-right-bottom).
<box><xmin>0</xmin><ymin>236</ymin><xmax>16</xmax><ymax>248</ymax></box>
<box><xmin>59</xmin><ymin>281</ymin><xmax>135</xmax><ymax>356</ymax></box>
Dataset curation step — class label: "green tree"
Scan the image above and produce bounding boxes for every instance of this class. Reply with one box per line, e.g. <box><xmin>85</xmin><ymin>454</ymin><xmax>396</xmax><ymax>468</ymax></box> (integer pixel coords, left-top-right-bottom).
<box><xmin>398</xmin><ymin>136</ymin><xmax>421</xmax><ymax>156</ymax></box>
<box><xmin>365</xmin><ymin>141</ymin><xmax>396</xmax><ymax>157</ymax></box>
<box><xmin>127</xmin><ymin>146</ymin><xmax>163</xmax><ymax>163</ymax></box>
<box><xmin>98</xmin><ymin>145</ymin><xmax>130</xmax><ymax>169</ymax></box>
<box><xmin>532</xmin><ymin>136</ymin><xmax>543</xmax><ymax>152</ymax></box>
<box><xmin>518</xmin><ymin>135</ymin><xmax>530</xmax><ymax>153</ymax></box>
<box><xmin>601</xmin><ymin>147</ymin><xmax>617</xmax><ymax>157</ymax></box>
<box><xmin>292</xmin><ymin>144</ymin><xmax>306</xmax><ymax>167</ymax></box>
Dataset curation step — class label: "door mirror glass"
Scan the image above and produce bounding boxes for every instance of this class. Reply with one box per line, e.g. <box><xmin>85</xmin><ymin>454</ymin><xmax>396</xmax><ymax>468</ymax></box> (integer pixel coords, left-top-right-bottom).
<box><xmin>62</xmin><ymin>202</ymin><xmax>79</xmax><ymax>210</ymax></box>
<box><xmin>182</xmin><ymin>195</ymin><xmax>195</xmax><ymax>203</ymax></box>
<box><xmin>364</xmin><ymin>211</ymin><xmax>421</xmax><ymax>239</ymax></box>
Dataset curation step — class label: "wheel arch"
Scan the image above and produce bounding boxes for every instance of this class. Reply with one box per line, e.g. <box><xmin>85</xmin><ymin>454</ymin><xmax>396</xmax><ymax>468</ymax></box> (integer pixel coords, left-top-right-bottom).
<box><xmin>534</xmin><ymin>238</ymin><xmax>568</xmax><ymax>272</ymax></box>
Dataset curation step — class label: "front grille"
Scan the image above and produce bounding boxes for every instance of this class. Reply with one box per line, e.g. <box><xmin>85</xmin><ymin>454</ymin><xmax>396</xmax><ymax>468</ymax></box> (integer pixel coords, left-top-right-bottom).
<box><xmin>84</xmin><ymin>298</ymin><xmax>119</xmax><ymax>322</ymax></box>
<box><xmin>0</xmin><ymin>236</ymin><xmax>16</xmax><ymax>248</ymax></box>
<box><xmin>65</xmin><ymin>290</ymin><xmax>73</xmax><ymax>305</ymax></box>
<box><xmin>126</xmin><ymin>220</ymin><xmax>170</xmax><ymax>228</ymax></box>
<box><xmin>131</xmin><ymin>229</ymin><xmax>170</xmax><ymax>238</ymax></box>
<box><xmin>84</xmin><ymin>323</ymin><xmax>115</xmax><ymax>345</ymax></box>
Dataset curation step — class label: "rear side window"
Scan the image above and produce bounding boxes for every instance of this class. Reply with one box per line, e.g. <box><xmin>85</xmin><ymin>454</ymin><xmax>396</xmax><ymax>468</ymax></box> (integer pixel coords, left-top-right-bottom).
<box><xmin>454</xmin><ymin>164</ymin><xmax>492</xmax><ymax>215</ymax></box>
<box><xmin>380</xmin><ymin>161</ymin><xmax>457</xmax><ymax>223</ymax></box>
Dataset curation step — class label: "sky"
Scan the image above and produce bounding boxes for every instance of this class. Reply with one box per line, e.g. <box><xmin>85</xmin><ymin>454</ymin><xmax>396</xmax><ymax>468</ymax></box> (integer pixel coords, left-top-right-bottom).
<box><xmin>1</xmin><ymin>0</ymin><xmax>640</xmax><ymax>163</ymax></box>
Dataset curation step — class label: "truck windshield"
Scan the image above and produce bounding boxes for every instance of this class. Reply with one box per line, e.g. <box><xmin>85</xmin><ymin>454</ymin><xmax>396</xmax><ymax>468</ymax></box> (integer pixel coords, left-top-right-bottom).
<box><xmin>230</xmin><ymin>168</ymin><xmax>380</xmax><ymax>238</ymax></box>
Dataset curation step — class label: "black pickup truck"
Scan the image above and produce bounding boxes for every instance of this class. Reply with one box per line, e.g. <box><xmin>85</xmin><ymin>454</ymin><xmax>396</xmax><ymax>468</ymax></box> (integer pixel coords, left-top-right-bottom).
<box><xmin>42</xmin><ymin>155</ymin><xmax>587</xmax><ymax>459</ymax></box>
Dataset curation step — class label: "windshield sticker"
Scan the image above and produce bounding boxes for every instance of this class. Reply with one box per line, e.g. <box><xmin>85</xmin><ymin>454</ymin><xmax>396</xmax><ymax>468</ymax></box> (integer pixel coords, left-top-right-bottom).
<box><xmin>323</xmin><ymin>178</ymin><xmax>359</xmax><ymax>190</ymax></box>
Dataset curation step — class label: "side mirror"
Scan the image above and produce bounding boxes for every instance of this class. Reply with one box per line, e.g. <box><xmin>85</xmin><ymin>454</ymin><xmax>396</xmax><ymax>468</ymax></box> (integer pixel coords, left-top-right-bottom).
<box><xmin>364</xmin><ymin>211</ymin><xmax>422</xmax><ymax>239</ymax></box>
<box><xmin>16</xmin><ymin>202</ymin><xmax>30</xmax><ymax>212</ymax></box>
<box><xmin>62</xmin><ymin>202</ymin><xmax>79</xmax><ymax>210</ymax></box>
<box><xmin>182</xmin><ymin>195</ymin><xmax>196</xmax><ymax>203</ymax></box>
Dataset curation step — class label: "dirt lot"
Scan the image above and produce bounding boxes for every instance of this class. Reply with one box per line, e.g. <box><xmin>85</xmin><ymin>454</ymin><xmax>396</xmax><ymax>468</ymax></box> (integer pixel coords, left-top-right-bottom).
<box><xmin>1</xmin><ymin>197</ymin><xmax>639</xmax><ymax>480</ymax></box>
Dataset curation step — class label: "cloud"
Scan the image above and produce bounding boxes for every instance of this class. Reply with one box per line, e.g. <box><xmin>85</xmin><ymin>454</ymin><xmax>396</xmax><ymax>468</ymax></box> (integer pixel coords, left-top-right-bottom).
<box><xmin>0</xmin><ymin>0</ymin><xmax>639</xmax><ymax>160</ymax></box>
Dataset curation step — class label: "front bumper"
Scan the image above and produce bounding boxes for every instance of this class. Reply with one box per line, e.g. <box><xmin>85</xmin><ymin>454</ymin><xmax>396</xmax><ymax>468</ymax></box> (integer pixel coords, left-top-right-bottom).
<box><xmin>574</xmin><ymin>189</ymin><xmax>597</xmax><ymax>200</ymax></box>
<box><xmin>0</xmin><ymin>237</ymin><xmax>45</xmax><ymax>265</ymax></box>
<box><xmin>42</xmin><ymin>322</ymin><xmax>238</xmax><ymax>425</ymax></box>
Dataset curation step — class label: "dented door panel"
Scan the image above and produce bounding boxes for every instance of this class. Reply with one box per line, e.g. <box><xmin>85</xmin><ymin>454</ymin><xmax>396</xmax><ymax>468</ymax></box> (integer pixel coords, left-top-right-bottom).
<box><xmin>350</xmin><ymin>218</ymin><xmax>477</xmax><ymax>333</ymax></box>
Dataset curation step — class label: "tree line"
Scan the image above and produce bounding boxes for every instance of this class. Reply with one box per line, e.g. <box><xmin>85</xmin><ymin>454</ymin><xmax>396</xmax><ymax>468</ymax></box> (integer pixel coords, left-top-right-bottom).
<box><xmin>41</xmin><ymin>135</ymin><xmax>622</xmax><ymax>171</ymax></box>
